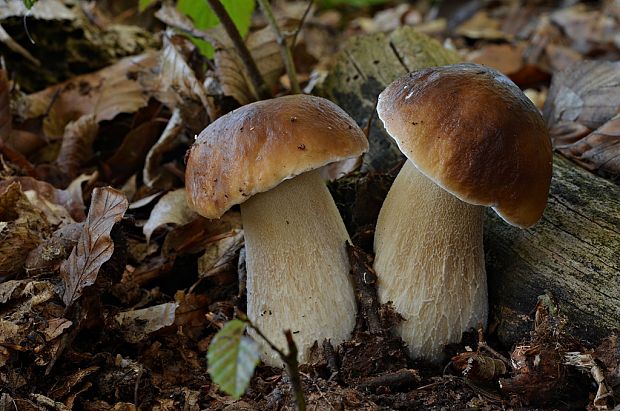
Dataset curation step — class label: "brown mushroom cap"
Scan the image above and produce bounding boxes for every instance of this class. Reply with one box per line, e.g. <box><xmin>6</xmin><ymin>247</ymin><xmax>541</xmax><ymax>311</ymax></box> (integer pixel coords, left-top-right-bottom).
<box><xmin>377</xmin><ymin>63</ymin><xmax>552</xmax><ymax>227</ymax></box>
<box><xmin>186</xmin><ymin>95</ymin><xmax>368</xmax><ymax>218</ymax></box>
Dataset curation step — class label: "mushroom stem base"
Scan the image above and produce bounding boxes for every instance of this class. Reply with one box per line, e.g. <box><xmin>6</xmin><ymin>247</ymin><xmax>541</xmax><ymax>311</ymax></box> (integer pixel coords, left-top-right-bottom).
<box><xmin>374</xmin><ymin>161</ymin><xmax>487</xmax><ymax>362</ymax></box>
<box><xmin>241</xmin><ymin>169</ymin><xmax>356</xmax><ymax>366</ymax></box>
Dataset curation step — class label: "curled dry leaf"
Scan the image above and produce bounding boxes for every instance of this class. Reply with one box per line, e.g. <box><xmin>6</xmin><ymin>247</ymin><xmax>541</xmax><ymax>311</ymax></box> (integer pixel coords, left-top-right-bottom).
<box><xmin>197</xmin><ymin>228</ymin><xmax>244</xmax><ymax>284</ymax></box>
<box><xmin>55</xmin><ymin>114</ymin><xmax>99</xmax><ymax>181</ymax></box>
<box><xmin>142</xmin><ymin>188</ymin><xmax>196</xmax><ymax>243</ymax></box>
<box><xmin>103</xmin><ymin>117</ymin><xmax>168</xmax><ymax>186</ymax></box>
<box><xmin>143</xmin><ymin>108</ymin><xmax>184</xmax><ymax>190</ymax></box>
<box><xmin>158</xmin><ymin>32</ymin><xmax>209</xmax><ymax>117</ymax></box>
<box><xmin>25</xmin><ymin>223</ymin><xmax>82</xmax><ymax>276</ymax></box>
<box><xmin>451</xmin><ymin>351</ymin><xmax>508</xmax><ymax>382</ymax></box>
<box><xmin>60</xmin><ymin>187</ymin><xmax>128</xmax><ymax>308</ymax></box>
<box><xmin>543</xmin><ymin>61</ymin><xmax>620</xmax><ymax>180</ymax></box>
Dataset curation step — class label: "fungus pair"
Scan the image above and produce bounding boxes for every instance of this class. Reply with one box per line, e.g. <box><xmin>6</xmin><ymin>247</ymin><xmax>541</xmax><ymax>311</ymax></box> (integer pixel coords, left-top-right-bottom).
<box><xmin>186</xmin><ymin>63</ymin><xmax>552</xmax><ymax>365</ymax></box>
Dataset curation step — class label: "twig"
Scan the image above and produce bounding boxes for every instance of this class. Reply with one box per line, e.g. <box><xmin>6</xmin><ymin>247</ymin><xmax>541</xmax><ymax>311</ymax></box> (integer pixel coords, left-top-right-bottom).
<box><xmin>357</xmin><ymin>369</ymin><xmax>421</xmax><ymax>392</ymax></box>
<box><xmin>256</xmin><ymin>0</ymin><xmax>301</xmax><ymax>94</ymax></box>
<box><xmin>241</xmin><ymin>315</ymin><xmax>307</xmax><ymax>411</ymax></box>
<box><xmin>291</xmin><ymin>0</ymin><xmax>313</xmax><ymax>48</ymax></box>
<box><xmin>206</xmin><ymin>0</ymin><xmax>270</xmax><ymax>100</ymax></box>
<box><xmin>477</xmin><ymin>327</ymin><xmax>510</xmax><ymax>365</ymax></box>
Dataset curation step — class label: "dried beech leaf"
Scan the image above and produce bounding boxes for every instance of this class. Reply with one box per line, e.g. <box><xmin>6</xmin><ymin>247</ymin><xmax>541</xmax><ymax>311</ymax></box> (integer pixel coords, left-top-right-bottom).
<box><xmin>212</xmin><ymin>22</ymin><xmax>294</xmax><ymax>105</ymax></box>
<box><xmin>0</xmin><ymin>182</ymin><xmax>50</xmax><ymax>277</ymax></box>
<box><xmin>0</xmin><ymin>176</ymin><xmax>85</xmax><ymax>222</ymax></box>
<box><xmin>143</xmin><ymin>188</ymin><xmax>196</xmax><ymax>242</ymax></box>
<box><xmin>60</xmin><ymin>187</ymin><xmax>128</xmax><ymax>307</ymax></box>
<box><xmin>115</xmin><ymin>302</ymin><xmax>177</xmax><ymax>343</ymax></box>
<box><xmin>103</xmin><ymin>119</ymin><xmax>167</xmax><ymax>185</ymax></box>
<box><xmin>555</xmin><ymin>114</ymin><xmax>620</xmax><ymax>182</ymax></box>
<box><xmin>197</xmin><ymin>228</ymin><xmax>244</xmax><ymax>280</ymax></box>
<box><xmin>143</xmin><ymin>109</ymin><xmax>184</xmax><ymax>189</ymax></box>
<box><xmin>20</xmin><ymin>53</ymin><xmax>159</xmax><ymax>139</ymax></box>
<box><xmin>55</xmin><ymin>114</ymin><xmax>99</xmax><ymax>180</ymax></box>
<box><xmin>544</xmin><ymin>61</ymin><xmax>620</xmax><ymax>179</ymax></box>
<box><xmin>159</xmin><ymin>32</ymin><xmax>209</xmax><ymax>111</ymax></box>
<box><xmin>550</xmin><ymin>5</ymin><xmax>618</xmax><ymax>55</ymax></box>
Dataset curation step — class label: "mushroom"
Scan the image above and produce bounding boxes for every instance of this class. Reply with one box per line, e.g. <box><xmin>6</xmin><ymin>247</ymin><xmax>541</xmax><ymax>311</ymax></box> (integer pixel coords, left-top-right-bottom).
<box><xmin>185</xmin><ymin>95</ymin><xmax>368</xmax><ymax>366</ymax></box>
<box><xmin>373</xmin><ymin>63</ymin><xmax>553</xmax><ymax>361</ymax></box>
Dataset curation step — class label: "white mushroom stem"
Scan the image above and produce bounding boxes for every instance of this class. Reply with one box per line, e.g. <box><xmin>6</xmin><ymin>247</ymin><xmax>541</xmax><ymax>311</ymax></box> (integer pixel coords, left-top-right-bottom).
<box><xmin>240</xmin><ymin>169</ymin><xmax>356</xmax><ymax>366</ymax></box>
<box><xmin>374</xmin><ymin>161</ymin><xmax>487</xmax><ymax>362</ymax></box>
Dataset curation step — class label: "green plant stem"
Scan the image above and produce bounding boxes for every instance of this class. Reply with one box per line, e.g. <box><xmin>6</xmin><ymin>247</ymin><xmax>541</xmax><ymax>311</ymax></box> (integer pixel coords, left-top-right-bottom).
<box><xmin>241</xmin><ymin>315</ymin><xmax>306</xmax><ymax>411</ymax></box>
<box><xmin>206</xmin><ymin>0</ymin><xmax>270</xmax><ymax>100</ymax></box>
<box><xmin>256</xmin><ymin>0</ymin><xmax>302</xmax><ymax>94</ymax></box>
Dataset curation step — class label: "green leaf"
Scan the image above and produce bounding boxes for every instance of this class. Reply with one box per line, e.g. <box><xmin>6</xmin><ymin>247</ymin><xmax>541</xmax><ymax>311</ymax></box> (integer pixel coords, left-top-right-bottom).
<box><xmin>23</xmin><ymin>0</ymin><xmax>38</xmax><ymax>9</ymax></box>
<box><xmin>177</xmin><ymin>0</ymin><xmax>255</xmax><ymax>58</ymax></box>
<box><xmin>138</xmin><ymin>0</ymin><xmax>157</xmax><ymax>12</ymax></box>
<box><xmin>207</xmin><ymin>319</ymin><xmax>260</xmax><ymax>399</ymax></box>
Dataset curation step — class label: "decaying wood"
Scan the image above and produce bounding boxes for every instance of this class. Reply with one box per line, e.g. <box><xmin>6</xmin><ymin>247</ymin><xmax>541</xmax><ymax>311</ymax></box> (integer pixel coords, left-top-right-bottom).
<box><xmin>320</xmin><ymin>26</ymin><xmax>620</xmax><ymax>346</ymax></box>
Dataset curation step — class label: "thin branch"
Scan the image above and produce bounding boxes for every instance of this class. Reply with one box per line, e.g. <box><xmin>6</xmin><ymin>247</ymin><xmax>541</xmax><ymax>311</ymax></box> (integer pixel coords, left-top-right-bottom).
<box><xmin>291</xmin><ymin>0</ymin><xmax>313</xmax><ymax>47</ymax></box>
<box><xmin>256</xmin><ymin>0</ymin><xmax>301</xmax><ymax>94</ymax></box>
<box><xmin>240</xmin><ymin>313</ymin><xmax>306</xmax><ymax>411</ymax></box>
<box><xmin>206</xmin><ymin>0</ymin><xmax>270</xmax><ymax>100</ymax></box>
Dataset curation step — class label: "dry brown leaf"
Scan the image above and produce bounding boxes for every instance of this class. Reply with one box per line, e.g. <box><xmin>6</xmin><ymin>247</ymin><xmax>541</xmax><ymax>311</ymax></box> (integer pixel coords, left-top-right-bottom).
<box><xmin>60</xmin><ymin>187</ymin><xmax>128</xmax><ymax>307</ymax></box>
<box><xmin>543</xmin><ymin>60</ymin><xmax>620</xmax><ymax>179</ymax></box>
<box><xmin>103</xmin><ymin>118</ymin><xmax>167</xmax><ymax>185</ymax></box>
<box><xmin>142</xmin><ymin>188</ymin><xmax>196</xmax><ymax>243</ymax></box>
<box><xmin>55</xmin><ymin>114</ymin><xmax>99</xmax><ymax>181</ymax></box>
<box><xmin>455</xmin><ymin>11</ymin><xmax>509</xmax><ymax>41</ymax></box>
<box><xmin>143</xmin><ymin>109</ymin><xmax>184</xmax><ymax>190</ymax></box>
<box><xmin>466</xmin><ymin>44</ymin><xmax>524</xmax><ymax>77</ymax></box>
<box><xmin>19</xmin><ymin>53</ymin><xmax>159</xmax><ymax>139</ymax></box>
<box><xmin>213</xmin><ymin>22</ymin><xmax>293</xmax><ymax>105</ymax></box>
<box><xmin>159</xmin><ymin>32</ymin><xmax>209</xmax><ymax>113</ymax></box>
<box><xmin>554</xmin><ymin>114</ymin><xmax>620</xmax><ymax>182</ymax></box>
<box><xmin>0</xmin><ymin>0</ymin><xmax>75</xmax><ymax>20</ymax></box>
<box><xmin>0</xmin><ymin>182</ymin><xmax>50</xmax><ymax>277</ymax></box>
<box><xmin>0</xmin><ymin>176</ymin><xmax>86</xmax><ymax>222</ymax></box>
<box><xmin>550</xmin><ymin>5</ymin><xmax>619</xmax><ymax>55</ymax></box>
<box><xmin>115</xmin><ymin>303</ymin><xmax>178</xmax><ymax>343</ymax></box>
<box><xmin>197</xmin><ymin>228</ymin><xmax>243</xmax><ymax>282</ymax></box>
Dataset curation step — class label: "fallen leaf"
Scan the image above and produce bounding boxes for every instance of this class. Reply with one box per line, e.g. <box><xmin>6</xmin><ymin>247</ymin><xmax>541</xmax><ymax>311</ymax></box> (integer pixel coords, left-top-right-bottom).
<box><xmin>60</xmin><ymin>187</ymin><xmax>128</xmax><ymax>307</ymax></box>
<box><xmin>115</xmin><ymin>302</ymin><xmax>178</xmax><ymax>343</ymax></box>
<box><xmin>543</xmin><ymin>60</ymin><xmax>620</xmax><ymax>179</ymax></box>
<box><xmin>19</xmin><ymin>53</ymin><xmax>159</xmax><ymax>139</ymax></box>
<box><xmin>0</xmin><ymin>182</ymin><xmax>50</xmax><ymax>277</ymax></box>
<box><xmin>143</xmin><ymin>108</ymin><xmax>184</xmax><ymax>190</ymax></box>
<box><xmin>142</xmin><ymin>188</ymin><xmax>196</xmax><ymax>243</ymax></box>
<box><xmin>42</xmin><ymin>318</ymin><xmax>73</xmax><ymax>341</ymax></box>
<box><xmin>55</xmin><ymin>114</ymin><xmax>99</xmax><ymax>181</ymax></box>
<box><xmin>0</xmin><ymin>176</ymin><xmax>86</xmax><ymax>222</ymax></box>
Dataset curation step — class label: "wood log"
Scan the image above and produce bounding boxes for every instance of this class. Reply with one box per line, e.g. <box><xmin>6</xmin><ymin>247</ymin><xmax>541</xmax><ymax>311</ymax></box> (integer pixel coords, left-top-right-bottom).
<box><xmin>319</xmin><ymin>26</ymin><xmax>620</xmax><ymax>346</ymax></box>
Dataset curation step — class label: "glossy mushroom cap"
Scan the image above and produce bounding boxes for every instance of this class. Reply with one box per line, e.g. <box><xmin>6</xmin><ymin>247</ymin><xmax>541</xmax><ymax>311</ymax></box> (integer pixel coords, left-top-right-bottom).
<box><xmin>186</xmin><ymin>95</ymin><xmax>369</xmax><ymax>219</ymax></box>
<box><xmin>377</xmin><ymin>63</ymin><xmax>553</xmax><ymax>227</ymax></box>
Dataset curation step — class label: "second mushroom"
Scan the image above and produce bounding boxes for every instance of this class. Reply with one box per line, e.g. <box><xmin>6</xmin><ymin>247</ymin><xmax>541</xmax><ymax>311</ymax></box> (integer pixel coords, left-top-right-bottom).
<box><xmin>374</xmin><ymin>63</ymin><xmax>553</xmax><ymax>362</ymax></box>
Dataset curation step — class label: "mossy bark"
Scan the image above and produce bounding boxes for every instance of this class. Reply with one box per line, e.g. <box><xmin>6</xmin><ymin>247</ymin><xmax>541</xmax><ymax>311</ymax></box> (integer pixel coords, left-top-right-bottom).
<box><xmin>321</xmin><ymin>26</ymin><xmax>620</xmax><ymax>346</ymax></box>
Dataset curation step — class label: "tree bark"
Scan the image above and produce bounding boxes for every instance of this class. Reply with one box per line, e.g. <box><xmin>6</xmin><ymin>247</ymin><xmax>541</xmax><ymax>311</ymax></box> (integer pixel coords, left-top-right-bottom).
<box><xmin>319</xmin><ymin>26</ymin><xmax>620</xmax><ymax>346</ymax></box>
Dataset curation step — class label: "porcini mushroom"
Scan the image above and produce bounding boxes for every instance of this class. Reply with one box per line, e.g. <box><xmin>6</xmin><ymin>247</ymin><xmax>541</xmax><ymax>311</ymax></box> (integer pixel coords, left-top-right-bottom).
<box><xmin>374</xmin><ymin>63</ymin><xmax>552</xmax><ymax>361</ymax></box>
<box><xmin>185</xmin><ymin>95</ymin><xmax>368</xmax><ymax>366</ymax></box>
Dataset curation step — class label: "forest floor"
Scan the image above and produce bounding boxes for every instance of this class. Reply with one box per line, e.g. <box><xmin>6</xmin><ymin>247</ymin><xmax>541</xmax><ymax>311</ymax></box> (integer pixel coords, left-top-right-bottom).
<box><xmin>0</xmin><ymin>0</ymin><xmax>619</xmax><ymax>410</ymax></box>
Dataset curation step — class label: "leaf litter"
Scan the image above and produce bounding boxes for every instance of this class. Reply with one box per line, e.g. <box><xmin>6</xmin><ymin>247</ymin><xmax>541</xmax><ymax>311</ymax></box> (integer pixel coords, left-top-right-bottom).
<box><xmin>0</xmin><ymin>0</ymin><xmax>619</xmax><ymax>410</ymax></box>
